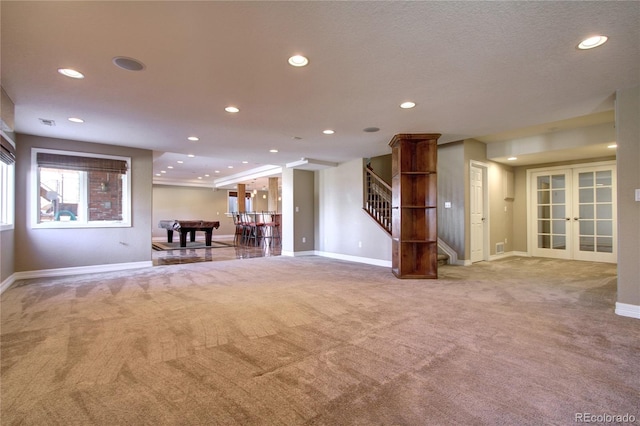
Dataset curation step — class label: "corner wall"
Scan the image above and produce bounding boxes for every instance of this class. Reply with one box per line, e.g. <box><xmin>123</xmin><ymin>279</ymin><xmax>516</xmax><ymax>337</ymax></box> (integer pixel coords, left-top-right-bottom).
<box><xmin>316</xmin><ymin>158</ymin><xmax>391</xmax><ymax>263</ymax></box>
<box><xmin>615</xmin><ymin>85</ymin><xmax>640</xmax><ymax>314</ymax></box>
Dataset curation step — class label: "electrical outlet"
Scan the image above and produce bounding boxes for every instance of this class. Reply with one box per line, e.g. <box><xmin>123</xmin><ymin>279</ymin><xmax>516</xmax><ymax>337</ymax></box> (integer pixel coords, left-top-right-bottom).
<box><xmin>302</xmin><ymin>237</ymin><xmax>306</xmax><ymax>243</ymax></box>
<box><xmin>636</xmin><ymin>189</ymin><xmax>640</xmax><ymax>201</ymax></box>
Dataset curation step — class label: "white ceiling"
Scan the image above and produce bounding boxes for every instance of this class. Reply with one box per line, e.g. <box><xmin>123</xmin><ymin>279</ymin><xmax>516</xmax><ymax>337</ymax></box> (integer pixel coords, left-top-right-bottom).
<box><xmin>2</xmin><ymin>1</ymin><xmax>638</xmax><ymax>188</ymax></box>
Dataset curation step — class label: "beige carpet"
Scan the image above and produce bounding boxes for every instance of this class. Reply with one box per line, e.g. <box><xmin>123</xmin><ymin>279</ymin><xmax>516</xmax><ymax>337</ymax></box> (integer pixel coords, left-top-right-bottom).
<box><xmin>1</xmin><ymin>256</ymin><xmax>638</xmax><ymax>425</ymax></box>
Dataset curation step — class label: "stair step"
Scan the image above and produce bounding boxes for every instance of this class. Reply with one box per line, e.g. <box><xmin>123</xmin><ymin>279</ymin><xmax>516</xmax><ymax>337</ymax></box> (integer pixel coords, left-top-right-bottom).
<box><xmin>437</xmin><ymin>253</ymin><xmax>449</xmax><ymax>266</ymax></box>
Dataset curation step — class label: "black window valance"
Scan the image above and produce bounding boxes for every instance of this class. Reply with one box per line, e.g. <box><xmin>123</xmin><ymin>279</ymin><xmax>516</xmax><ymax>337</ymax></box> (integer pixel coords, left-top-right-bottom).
<box><xmin>36</xmin><ymin>152</ymin><xmax>128</xmax><ymax>174</ymax></box>
<box><xmin>1</xmin><ymin>135</ymin><xmax>16</xmax><ymax>165</ymax></box>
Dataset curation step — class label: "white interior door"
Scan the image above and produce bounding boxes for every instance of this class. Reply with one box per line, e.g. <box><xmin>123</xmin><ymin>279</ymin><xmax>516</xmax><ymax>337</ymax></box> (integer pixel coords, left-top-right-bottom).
<box><xmin>470</xmin><ymin>165</ymin><xmax>485</xmax><ymax>263</ymax></box>
<box><xmin>572</xmin><ymin>166</ymin><xmax>616</xmax><ymax>263</ymax></box>
<box><xmin>529</xmin><ymin>163</ymin><xmax>616</xmax><ymax>263</ymax></box>
<box><xmin>531</xmin><ymin>171</ymin><xmax>572</xmax><ymax>260</ymax></box>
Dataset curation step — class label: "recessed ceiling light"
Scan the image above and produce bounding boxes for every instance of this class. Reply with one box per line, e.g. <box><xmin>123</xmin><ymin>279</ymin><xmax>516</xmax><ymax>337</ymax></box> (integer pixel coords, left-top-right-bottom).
<box><xmin>161</xmin><ymin>170</ymin><xmax>167</xmax><ymax>174</ymax></box>
<box><xmin>269</xmin><ymin>149</ymin><xmax>279</xmax><ymax>153</ymax></box>
<box><xmin>608</xmin><ymin>144</ymin><xmax>617</xmax><ymax>149</ymax></box>
<box><xmin>112</xmin><ymin>56</ymin><xmax>145</xmax><ymax>71</ymax></box>
<box><xmin>68</xmin><ymin>117</ymin><xmax>84</xmax><ymax>123</ymax></box>
<box><xmin>228</xmin><ymin>165</ymin><xmax>234</xmax><ymax>169</ymax></box>
<box><xmin>242</xmin><ymin>161</ymin><xmax>248</xmax><ymax>164</ymax></box>
<box><xmin>323</xmin><ymin>129</ymin><xmax>335</xmax><ymax>135</ymax></box>
<box><xmin>204</xmin><ymin>174</ymin><xmax>210</xmax><ymax>177</ymax></box>
<box><xmin>507</xmin><ymin>157</ymin><xmax>518</xmax><ymax>161</ymax></box>
<box><xmin>225</xmin><ymin>106</ymin><xmax>240</xmax><ymax>113</ymax></box>
<box><xmin>188</xmin><ymin>154</ymin><xmax>195</xmax><ymax>158</ymax></box>
<box><xmin>177</xmin><ymin>160</ymin><xmax>184</xmax><ymax>164</ymax></box>
<box><xmin>198</xmin><ymin>177</ymin><xmax>203</xmax><ymax>180</ymax></box>
<box><xmin>288</xmin><ymin>55</ymin><xmax>309</xmax><ymax>67</ymax></box>
<box><xmin>187</xmin><ymin>136</ymin><xmax>199</xmax><ymax>141</ymax></box>
<box><xmin>58</xmin><ymin>68</ymin><xmax>84</xmax><ymax>79</ymax></box>
<box><xmin>167</xmin><ymin>166</ymin><xmax>174</xmax><ymax>169</ymax></box>
<box><xmin>400</xmin><ymin>101</ymin><xmax>416</xmax><ymax>109</ymax></box>
<box><xmin>578</xmin><ymin>35</ymin><xmax>608</xmax><ymax>50</ymax></box>
<box><xmin>215</xmin><ymin>170</ymin><xmax>220</xmax><ymax>174</ymax></box>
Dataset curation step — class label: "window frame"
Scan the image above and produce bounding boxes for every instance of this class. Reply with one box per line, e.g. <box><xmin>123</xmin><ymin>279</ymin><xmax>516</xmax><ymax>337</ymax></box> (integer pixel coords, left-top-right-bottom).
<box><xmin>0</xmin><ymin>156</ymin><xmax>15</xmax><ymax>231</ymax></box>
<box><xmin>31</xmin><ymin>148</ymin><xmax>132</xmax><ymax>229</ymax></box>
<box><xmin>0</xmin><ymin>133</ymin><xmax>15</xmax><ymax>231</ymax></box>
<box><xmin>227</xmin><ymin>190</ymin><xmax>253</xmax><ymax>213</ymax></box>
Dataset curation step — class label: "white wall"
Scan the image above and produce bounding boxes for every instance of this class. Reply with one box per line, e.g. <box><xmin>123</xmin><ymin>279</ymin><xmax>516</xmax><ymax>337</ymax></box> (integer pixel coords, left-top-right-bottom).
<box><xmin>317</xmin><ymin>158</ymin><xmax>391</xmax><ymax>262</ymax></box>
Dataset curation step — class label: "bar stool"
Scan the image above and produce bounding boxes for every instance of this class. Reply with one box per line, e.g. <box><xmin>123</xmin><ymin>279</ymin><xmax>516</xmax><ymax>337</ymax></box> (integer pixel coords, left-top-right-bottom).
<box><xmin>261</xmin><ymin>211</ymin><xmax>281</xmax><ymax>247</ymax></box>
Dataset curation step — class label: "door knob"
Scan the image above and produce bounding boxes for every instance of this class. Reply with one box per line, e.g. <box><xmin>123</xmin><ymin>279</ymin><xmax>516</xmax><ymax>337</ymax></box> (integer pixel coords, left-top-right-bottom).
<box><xmin>574</xmin><ymin>217</ymin><xmax>579</xmax><ymax>221</ymax></box>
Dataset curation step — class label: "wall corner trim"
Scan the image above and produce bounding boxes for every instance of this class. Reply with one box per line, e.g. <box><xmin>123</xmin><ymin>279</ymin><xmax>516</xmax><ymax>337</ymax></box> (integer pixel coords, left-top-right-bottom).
<box><xmin>615</xmin><ymin>302</ymin><xmax>640</xmax><ymax>319</ymax></box>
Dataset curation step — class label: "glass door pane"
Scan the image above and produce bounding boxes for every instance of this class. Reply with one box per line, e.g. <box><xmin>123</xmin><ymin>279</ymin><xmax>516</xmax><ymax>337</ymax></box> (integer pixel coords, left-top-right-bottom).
<box><xmin>534</xmin><ymin>173</ymin><xmax>569</xmax><ymax>256</ymax></box>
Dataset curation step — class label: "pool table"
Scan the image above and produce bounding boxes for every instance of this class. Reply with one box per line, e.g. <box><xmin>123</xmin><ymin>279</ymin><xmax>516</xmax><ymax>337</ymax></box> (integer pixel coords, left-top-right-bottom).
<box><xmin>158</xmin><ymin>220</ymin><xmax>220</xmax><ymax>247</ymax></box>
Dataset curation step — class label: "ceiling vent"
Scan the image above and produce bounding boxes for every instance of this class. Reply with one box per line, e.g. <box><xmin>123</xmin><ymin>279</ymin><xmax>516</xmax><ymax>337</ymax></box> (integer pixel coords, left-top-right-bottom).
<box><xmin>39</xmin><ymin>118</ymin><xmax>56</xmax><ymax>126</ymax></box>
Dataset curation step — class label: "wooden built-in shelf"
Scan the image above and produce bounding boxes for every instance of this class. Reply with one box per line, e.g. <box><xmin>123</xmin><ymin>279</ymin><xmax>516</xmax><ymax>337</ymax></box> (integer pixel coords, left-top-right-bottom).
<box><xmin>389</xmin><ymin>133</ymin><xmax>440</xmax><ymax>279</ymax></box>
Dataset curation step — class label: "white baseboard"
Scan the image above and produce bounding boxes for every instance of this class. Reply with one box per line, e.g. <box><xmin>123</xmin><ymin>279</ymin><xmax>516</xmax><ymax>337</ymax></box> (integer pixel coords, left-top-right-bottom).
<box><xmin>4</xmin><ymin>261</ymin><xmax>153</xmax><ymax>293</ymax></box>
<box><xmin>615</xmin><ymin>302</ymin><xmax>640</xmax><ymax>319</ymax></box>
<box><xmin>316</xmin><ymin>251</ymin><xmax>392</xmax><ymax>268</ymax></box>
<box><xmin>281</xmin><ymin>250</ymin><xmax>316</xmax><ymax>257</ymax></box>
<box><xmin>1</xmin><ymin>274</ymin><xmax>17</xmax><ymax>295</ymax></box>
<box><xmin>489</xmin><ymin>251</ymin><xmax>530</xmax><ymax>261</ymax></box>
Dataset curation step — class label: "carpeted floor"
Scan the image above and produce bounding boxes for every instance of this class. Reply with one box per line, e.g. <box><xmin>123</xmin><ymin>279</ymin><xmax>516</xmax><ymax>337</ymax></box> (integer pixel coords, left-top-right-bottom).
<box><xmin>1</xmin><ymin>256</ymin><xmax>638</xmax><ymax>425</ymax></box>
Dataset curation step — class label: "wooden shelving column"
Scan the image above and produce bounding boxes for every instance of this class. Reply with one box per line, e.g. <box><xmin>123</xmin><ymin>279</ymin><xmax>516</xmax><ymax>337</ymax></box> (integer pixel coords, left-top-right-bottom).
<box><xmin>389</xmin><ymin>133</ymin><xmax>440</xmax><ymax>279</ymax></box>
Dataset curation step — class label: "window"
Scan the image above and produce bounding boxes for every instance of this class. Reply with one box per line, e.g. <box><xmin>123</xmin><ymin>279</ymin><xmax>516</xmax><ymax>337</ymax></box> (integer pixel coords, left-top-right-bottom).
<box><xmin>32</xmin><ymin>148</ymin><xmax>131</xmax><ymax>228</ymax></box>
<box><xmin>227</xmin><ymin>191</ymin><xmax>253</xmax><ymax>213</ymax></box>
<box><xmin>0</xmin><ymin>135</ymin><xmax>15</xmax><ymax>230</ymax></box>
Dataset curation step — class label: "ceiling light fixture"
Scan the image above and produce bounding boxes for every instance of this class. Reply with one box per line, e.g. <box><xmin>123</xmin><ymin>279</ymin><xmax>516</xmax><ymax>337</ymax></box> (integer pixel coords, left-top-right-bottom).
<box><xmin>269</xmin><ymin>149</ymin><xmax>279</xmax><ymax>153</ymax></box>
<box><xmin>400</xmin><ymin>101</ymin><xmax>416</xmax><ymax>109</ymax></box>
<box><xmin>608</xmin><ymin>144</ymin><xmax>617</xmax><ymax>149</ymax></box>
<box><xmin>288</xmin><ymin>55</ymin><xmax>309</xmax><ymax>67</ymax></box>
<box><xmin>188</xmin><ymin>154</ymin><xmax>195</xmax><ymax>158</ymax></box>
<box><xmin>187</xmin><ymin>136</ymin><xmax>199</xmax><ymax>141</ymax></box>
<box><xmin>242</xmin><ymin>161</ymin><xmax>248</xmax><ymax>164</ymax></box>
<box><xmin>507</xmin><ymin>157</ymin><xmax>518</xmax><ymax>161</ymax></box>
<box><xmin>225</xmin><ymin>106</ymin><xmax>240</xmax><ymax>113</ymax></box>
<box><xmin>177</xmin><ymin>160</ymin><xmax>184</xmax><ymax>164</ymax></box>
<box><xmin>323</xmin><ymin>129</ymin><xmax>335</xmax><ymax>135</ymax></box>
<box><xmin>578</xmin><ymin>35</ymin><xmax>608</xmax><ymax>50</ymax></box>
<box><xmin>58</xmin><ymin>68</ymin><xmax>84</xmax><ymax>79</ymax></box>
<box><xmin>68</xmin><ymin>117</ymin><xmax>84</xmax><ymax>123</ymax></box>
<box><xmin>167</xmin><ymin>166</ymin><xmax>174</xmax><ymax>169</ymax></box>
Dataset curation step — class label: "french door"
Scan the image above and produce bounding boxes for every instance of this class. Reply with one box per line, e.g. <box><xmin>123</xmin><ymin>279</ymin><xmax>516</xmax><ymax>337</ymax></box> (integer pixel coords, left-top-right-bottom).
<box><xmin>530</xmin><ymin>163</ymin><xmax>616</xmax><ymax>263</ymax></box>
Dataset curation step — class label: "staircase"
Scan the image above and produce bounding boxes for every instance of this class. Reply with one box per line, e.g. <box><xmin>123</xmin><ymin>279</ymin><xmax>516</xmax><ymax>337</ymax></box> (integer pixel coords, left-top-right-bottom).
<box><xmin>363</xmin><ymin>164</ymin><xmax>450</xmax><ymax>266</ymax></box>
<box><xmin>363</xmin><ymin>166</ymin><xmax>392</xmax><ymax>234</ymax></box>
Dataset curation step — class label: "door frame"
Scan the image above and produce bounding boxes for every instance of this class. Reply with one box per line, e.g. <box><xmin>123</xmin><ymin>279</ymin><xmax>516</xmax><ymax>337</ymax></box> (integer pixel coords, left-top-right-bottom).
<box><xmin>526</xmin><ymin>160</ymin><xmax>617</xmax><ymax>262</ymax></box>
<box><xmin>469</xmin><ymin>161</ymin><xmax>489</xmax><ymax>263</ymax></box>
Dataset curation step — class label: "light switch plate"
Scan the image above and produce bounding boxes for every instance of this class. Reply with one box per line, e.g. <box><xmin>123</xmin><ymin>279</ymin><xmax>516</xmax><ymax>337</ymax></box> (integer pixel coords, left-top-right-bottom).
<box><xmin>444</xmin><ymin>201</ymin><xmax>452</xmax><ymax>208</ymax></box>
<box><xmin>635</xmin><ymin>189</ymin><xmax>640</xmax><ymax>202</ymax></box>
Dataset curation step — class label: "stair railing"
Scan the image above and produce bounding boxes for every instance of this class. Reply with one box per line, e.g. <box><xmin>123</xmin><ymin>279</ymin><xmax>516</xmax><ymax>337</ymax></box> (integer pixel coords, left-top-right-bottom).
<box><xmin>363</xmin><ymin>165</ymin><xmax>392</xmax><ymax>234</ymax></box>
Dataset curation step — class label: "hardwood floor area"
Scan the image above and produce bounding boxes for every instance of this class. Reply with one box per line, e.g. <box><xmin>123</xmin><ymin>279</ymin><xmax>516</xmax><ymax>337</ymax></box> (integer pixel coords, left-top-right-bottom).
<box><xmin>152</xmin><ymin>237</ymin><xmax>281</xmax><ymax>266</ymax></box>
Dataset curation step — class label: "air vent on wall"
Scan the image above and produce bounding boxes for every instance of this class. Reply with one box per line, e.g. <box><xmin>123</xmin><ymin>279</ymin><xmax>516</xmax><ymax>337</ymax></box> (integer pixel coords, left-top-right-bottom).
<box><xmin>39</xmin><ymin>118</ymin><xmax>56</xmax><ymax>127</ymax></box>
<box><xmin>496</xmin><ymin>242</ymin><xmax>505</xmax><ymax>255</ymax></box>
